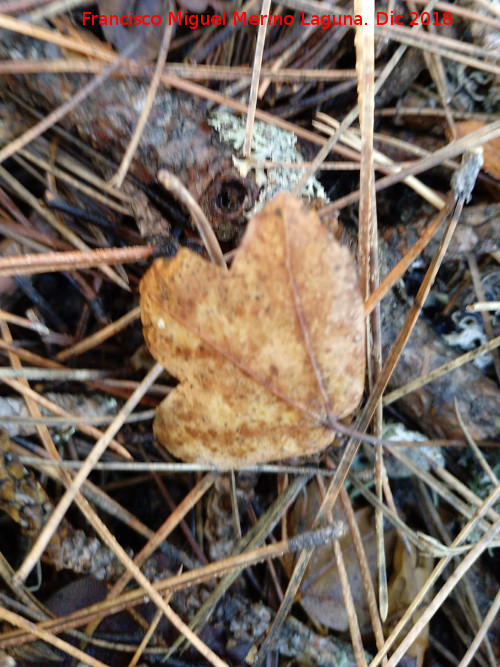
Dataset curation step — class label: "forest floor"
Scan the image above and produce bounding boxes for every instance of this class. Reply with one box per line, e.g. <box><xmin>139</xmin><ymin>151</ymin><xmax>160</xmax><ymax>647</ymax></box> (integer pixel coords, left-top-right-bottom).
<box><xmin>0</xmin><ymin>1</ymin><xmax>499</xmax><ymax>666</ymax></box>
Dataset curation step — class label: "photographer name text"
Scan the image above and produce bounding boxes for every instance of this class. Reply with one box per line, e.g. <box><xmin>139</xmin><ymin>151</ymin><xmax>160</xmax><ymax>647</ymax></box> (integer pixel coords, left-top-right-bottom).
<box><xmin>82</xmin><ymin>11</ymin><xmax>453</xmax><ymax>29</ymax></box>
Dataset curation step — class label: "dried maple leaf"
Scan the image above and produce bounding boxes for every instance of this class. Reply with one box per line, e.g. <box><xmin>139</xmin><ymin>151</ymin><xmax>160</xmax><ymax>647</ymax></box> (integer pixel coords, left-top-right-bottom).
<box><xmin>140</xmin><ymin>193</ymin><xmax>365</xmax><ymax>468</ymax></box>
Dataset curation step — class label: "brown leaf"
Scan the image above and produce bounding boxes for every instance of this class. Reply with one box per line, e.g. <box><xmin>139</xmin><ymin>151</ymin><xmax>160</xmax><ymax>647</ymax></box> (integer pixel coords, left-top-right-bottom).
<box><xmin>285</xmin><ymin>481</ymin><xmax>396</xmax><ymax>633</ymax></box>
<box><xmin>140</xmin><ymin>193</ymin><xmax>365</xmax><ymax>468</ymax></box>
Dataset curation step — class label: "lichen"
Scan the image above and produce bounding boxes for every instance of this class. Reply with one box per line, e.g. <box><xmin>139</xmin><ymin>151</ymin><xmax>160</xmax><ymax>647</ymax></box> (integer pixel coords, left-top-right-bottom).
<box><xmin>209</xmin><ymin>109</ymin><xmax>328</xmax><ymax>212</ymax></box>
<box><xmin>383</xmin><ymin>421</ymin><xmax>445</xmax><ymax>477</ymax></box>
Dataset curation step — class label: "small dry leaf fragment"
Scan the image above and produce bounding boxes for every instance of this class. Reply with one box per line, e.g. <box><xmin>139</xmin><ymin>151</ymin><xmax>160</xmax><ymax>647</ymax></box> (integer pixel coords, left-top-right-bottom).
<box><xmin>454</xmin><ymin>121</ymin><xmax>500</xmax><ymax>180</ymax></box>
<box><xmin>140</xmin><ymin>193</ymin><xmax>365</xmax><ymax>468</ymax></box>
<box><xmin>285</xmin><ymin>481</ymin><xmax>396</xmax><ymax>633</ymax></box>
<box><xmin>386</xmin><ymin>537</ymin><xmax>433</xmax><ymax>666</ymax></box>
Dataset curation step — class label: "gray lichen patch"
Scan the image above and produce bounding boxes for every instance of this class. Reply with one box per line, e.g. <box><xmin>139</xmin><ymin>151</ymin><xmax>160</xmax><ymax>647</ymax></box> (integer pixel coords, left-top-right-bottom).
<box><xmin>209</xmin><ymin>110</ymin><xmax>328</xmax><ymax>212</ymax></box>
<box><xmin>382</xmin><ymin>421</ymin><xmax>445</xmax><ymax>478</ymax></box>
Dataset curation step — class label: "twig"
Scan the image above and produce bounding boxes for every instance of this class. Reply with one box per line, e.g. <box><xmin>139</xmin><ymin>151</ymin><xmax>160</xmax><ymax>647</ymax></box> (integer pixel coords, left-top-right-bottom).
<box><xmin>454</xmin><ymin>400</ymin><xmax>499</xmax><ymax>486</ymax></box>
<box><xmin>55</xmin><ymin>306</ymin><xmax>141</xmax><ymax>362</ymax></box>
<box><xmin>157</xmin><ymin>170</ymin><xmax>226</xmax><ymax>269</ymax></box>
<box><xmin>242</xmin><ymin>0</ymin><xmax>272</xmax><ymax>157</ymax></box>
<box><xmin>0</xmin><ymin>246</ymin><xmax>152</xmax><ymax>278</ymax></box>
<box><xmin>467</xmin><ymin>301</ymin><xmax>500</xmax><ymax>312</ymax></box>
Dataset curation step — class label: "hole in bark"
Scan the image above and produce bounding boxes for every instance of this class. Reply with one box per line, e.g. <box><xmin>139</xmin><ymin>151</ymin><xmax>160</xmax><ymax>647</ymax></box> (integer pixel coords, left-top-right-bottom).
<box><xmin>215</xmin><ymin>177</ymin><xmax>248</xmax><ymax>217</ymax></box>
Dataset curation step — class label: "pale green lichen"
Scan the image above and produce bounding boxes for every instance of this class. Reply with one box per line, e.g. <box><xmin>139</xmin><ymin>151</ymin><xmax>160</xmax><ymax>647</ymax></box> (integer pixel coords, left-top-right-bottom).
<box><xmin>208</xmin><ymin>109</ymin><xmax>328</xmax><ymax>212</ymax></box>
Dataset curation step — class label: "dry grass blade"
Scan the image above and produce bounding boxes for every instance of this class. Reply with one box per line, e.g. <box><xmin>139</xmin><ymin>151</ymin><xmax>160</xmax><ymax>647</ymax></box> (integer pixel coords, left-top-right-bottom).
<box><xmin>384</xmin><ymin>515</ymin><xmax>500</xmax><ymax>667</ymax></box>
<box><xmin>0</xmin><ymin>166</ymin><xmax>130</xmax><ymax>290</ymax></box>
<box><xmin>263</xmin><ymin>147</ymin><xmax>487</xmax><ymax>664</ymax></box>
<box><xmin>333</xmin><ymin>538</ymin><xmax>367</xmax><ymax>666</ymax></box>
<box><xmin>0</xmin><ymin>308</ymin><xmax>49</xmax><ymax>334</ymax></box>
<box><xmin>0</xmin><ymin>57</ymin><xmax>360</xmax><ymax>81</ymax></box>
<box><xmin>455</xmin><ymin>400</ymin><xmax>499</xmax><ymax>486</ymax></box>
<box><xmin>10</xmin><ymin>363</ymin><xmax>231</xmax><ymax>666</ymax></box>
<box><xmin>128</xmin><ymin>605</ymin><xmax>166</xmax><ymax>667</ymax></box>
<box><xmin>458</xmin><ymin>587</ymin><xmax>500</xmax><ymax>667</ymax></box>
<box><xmin>323</xmin><ymin>119</ymin><xmax>500</xmax><ymax>212</ymax></box>
<box><xmin>2</xmin><ymin>378</ymin><xmax>132</xmax><ymax>459</ymax></box>
<box><xmin>10</xmin><ymin>441</ymin><xmax>181</xmax><ymax>547</ymax></box>
<box><xmin>355</xmin><ymin>0</ymin><xmax>376</xmax><ymax>303</ymax></box>
<box><xmin>0</xmin><ymin>39</ymin><xmax>134</xmax><ymax>167</ymax></box>
<box><xmin>0</xmin><ymin>520</ymin><xmax>344</xmax><ymax>651</ymax></box>
<box><xmin>22</xmin><ymin>150</ymin><xmax>131</xmax><ymax>213</ymax></box>
<box><xmin>339</xmin><ymin>487</ymin><xmax>386</xmax><ymax>659</ymax></box>
<box><xmin>314</xmin><ymin>114</ymin><xmax>445</xmax><ymax>209</ymax></box>
<box><xmin>376</xmin><ymin>22</ymin><xmax>500</xmax><ymax>74</ymax></box>
<box><xmin>0</xmin><ymin>13</ymin><xmax>115</xmax><ymax>60</ymax></box>
<box><xmin>169</xmin><ymin>475</ymin><xmax>310</xmax><ymax>656</ymax></box>
<box><xmin>469</xmin><ymin>301</ymin><xmax>500</xmax><ymax>312</ymax></box>
<box><xmin>82</xmin><ymin>472</ymin><xmax>217</xmax><ymax>643</ymax></box>
<box><xmin>367</xmin><ymin>478</ymin><xmax>500</xmax><ymax>667</ymax></box>
<box><xmin>292</xmin><ymin>0</ymin><xmax>440</xmax><ymax>195</ymax></box>
<box><xmin>467</xmin><ymin>252</ymin><xmax>500</xmax><ymax>383</ymax></box>
<box><xmin>354</xmin><ymin>0</ymin><xmax>388</xmax><ymax>629</ymax></box>
<box><xmin>0</xmin><ymin>367</ymin><xmax>107</xmax><ymax>380</ymax></box>
<box><xmin>361</xmin><ymin>150</ymin><xmax>482</xmax><ymax>428</ymax></box>
<box><xmin>350</xmin><ymin>450</ymin><xmax>498</xmax><ymax>553</ymax></box>
<box><xmin>364</xmin><ymin>195</ymin><xmax>453</xmax><ymax>316</ymax></box>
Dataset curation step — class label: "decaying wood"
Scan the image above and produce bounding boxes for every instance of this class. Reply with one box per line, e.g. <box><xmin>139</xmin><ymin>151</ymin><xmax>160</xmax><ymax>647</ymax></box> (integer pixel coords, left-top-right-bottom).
<box><xmin>0</xmin><ymin>431</ymin><xmax>125</xmax><ymax>579</ymax></box>
<box><xmin>379</xmin><ymin>237</ymin><xmax>499</xmax><ymax>442</ymax></box>
<box><xmin>0</xmin><ymin>30</ymin><xmax>259</xmax><ymax>241</ymax></box>
<box><xmin>383</xmin><ymin>203</ymin><xmax>500</xmax><ymax>262</ymax></box>
<box><xmin>211</xmin><ymin>593</ymin><xmax>363</xmax><ymax>666</ymax></box>
<box><xmin>382</xmin><ymin>304</ymin><xmax>499</xmax><ymax>441</ymax></box>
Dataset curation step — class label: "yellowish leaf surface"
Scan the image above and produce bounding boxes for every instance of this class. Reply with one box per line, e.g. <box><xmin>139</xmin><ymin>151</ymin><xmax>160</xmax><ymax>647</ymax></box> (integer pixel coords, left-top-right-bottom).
<box><xmin>140</xmin><ymin>193</ymin><xmax>365</xmax><ymax>468</ymax></box>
